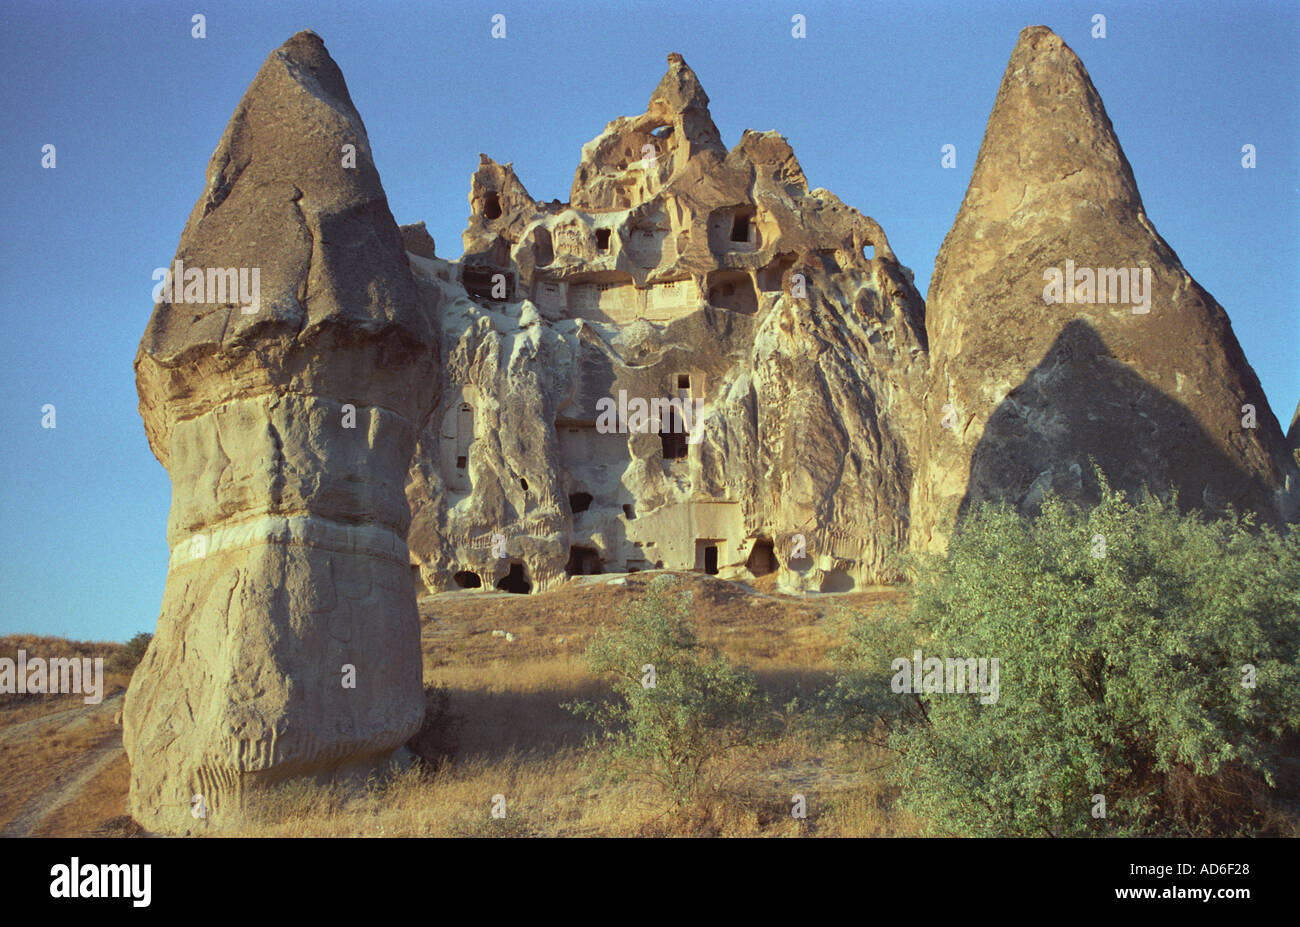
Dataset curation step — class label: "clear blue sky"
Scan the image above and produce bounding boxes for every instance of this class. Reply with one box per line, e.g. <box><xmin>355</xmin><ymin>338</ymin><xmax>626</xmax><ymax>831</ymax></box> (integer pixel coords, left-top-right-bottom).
<box><xmin>0</xmin><ymin>0</ymin><xmax>1295</xmax><ymax>641</ymax></box>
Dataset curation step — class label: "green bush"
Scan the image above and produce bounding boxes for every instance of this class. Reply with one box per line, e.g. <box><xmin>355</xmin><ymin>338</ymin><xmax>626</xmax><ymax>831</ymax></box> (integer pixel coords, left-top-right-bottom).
<box><xmin>834</xmin><ymin>473</ymin><xmax>1300</xmax><ymax>836</ymax></box>
<box><xmin>568</xmin><ymin>576</ymin><xmax>774</xmax><ymax>805</ymax></box>
<box><xmin>107</xmin><ymin>631</ymin><xmax>153</xmax><ymax>675</ymax></box>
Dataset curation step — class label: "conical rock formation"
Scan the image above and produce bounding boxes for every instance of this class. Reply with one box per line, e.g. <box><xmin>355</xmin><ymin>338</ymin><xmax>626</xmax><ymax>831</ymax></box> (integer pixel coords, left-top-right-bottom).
<box><xmin>913</xmin><ymin>26</ymin><xmax>1298</xmax><ymax>550</ymax></box>
<box><xmin>127</xmin><ymin>31</ymin><xmax>438</xmax><ymax>833</ymax></box>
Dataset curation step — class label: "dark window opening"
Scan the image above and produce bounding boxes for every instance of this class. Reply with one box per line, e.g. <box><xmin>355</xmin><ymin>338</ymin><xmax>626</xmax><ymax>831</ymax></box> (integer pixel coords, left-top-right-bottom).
<box><xmin>456</xmin><ymin>455</ymin><xmax>467</xmax><ymax>469</ymax></box>
<box><xmin>496</xmin><ymin>562</ymin><xmax>531</xmax><ymax>594</ymax></box>
<box><xmin>534</xmin><ymin>227</ymin><xmax>554</xmax><ymax>266</ymax></box>
<box><xmin>706</xmin><ymin>271</ymin><xmax>758</xmax><ymax>313</ymax></box>
<box><xmin>564</xmin><ymin>545</ymin><xmax>604</xmax><ymax>577</ymax></box>
<box><xmin>820</xmin><ymin>570</ymin><xmax>855</xmax><ymax>593</ymax></box>
<box><xmin>677</xmin><ymin>373</ymin><xmax>690</xmax><ymax>390</ymax></box>
<box><xmin>483</xmin><ymin>192</ymin><xmax>502</xmax><ymax>220</ymax></box>
<box><xmin>730</xmin><ymin>214</ymin><xmax>750</xmax><ymax>243</ymax></box>
<box><xmin>453</xmin><ymin>570</ymin><xmax>482</xmax><ymax>589</ymax></box>
<box><xmin>622</xmin><ymin>503</ymin><xmax>636</xmax><ymax>520</ymax></box>
<box><xmin>661</xmin><ymin>405</ymin><xmax>688</xmax><ymax>460</ymax></box>
<box><xmin>569</xmin><ymin>492</ymin><xmax>593</xmax><ymax>513</ymax></box>
<box><xmin>595</xmin><ymin>228</ymin><xmax>612</xmax><ymax>252</ymax></box>
<box><xmin>520</xmin><ymin>478</ymin><xmax>529</xmax><ymax>491</ymax></box>
<box><xmin>746</xmin><ymin>538</ymin><xmax>777</xmax><ymax>577</ymax></box>
<box><xmin>703</xmin><ymin>545</ymin><xmax>719</xmax><ymax>575</ymax></box>
<box><xmin>462</xmin><ymin>265</ymin><xmax>513</xmax><ymax>302</ymax></box>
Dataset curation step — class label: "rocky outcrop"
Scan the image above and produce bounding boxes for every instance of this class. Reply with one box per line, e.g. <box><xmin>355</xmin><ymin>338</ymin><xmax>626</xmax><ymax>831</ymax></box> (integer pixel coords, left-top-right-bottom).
<box><xmin>126</xmin><ymin>31</ymin><xmax>437</xmax><ymax>833</ymax></box>
<box><xmin>405</xmin><ymin>53</ymin><xmax>928</xmax><ymax>595</ymax></box>
<box><xmin>913</xmin><ymin>26</ymin><xmax>1299</xmax><ymax>550</ymax></box>
<box><xmin>128</xmin><ymin>27</ymin><xmax>1298</xmax><ymax>830</ymax></box>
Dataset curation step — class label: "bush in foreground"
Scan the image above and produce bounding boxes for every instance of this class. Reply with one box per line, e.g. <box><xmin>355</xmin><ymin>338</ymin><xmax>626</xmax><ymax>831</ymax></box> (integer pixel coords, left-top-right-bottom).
<box><xmin>834</xmin><ymin>475</ymin><xmax>1300</xmax><ymax>836</ymax></box>
<box><xmin>568</xmin><ymin>577</ymin><xmax>774</xmax><ymax>806</ymax></box>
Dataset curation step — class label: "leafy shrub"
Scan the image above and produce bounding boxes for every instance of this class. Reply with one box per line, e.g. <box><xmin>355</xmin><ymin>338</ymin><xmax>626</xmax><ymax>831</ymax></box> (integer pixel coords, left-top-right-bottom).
<box><xmin>107</xmin><ymin>632</ymin><xmax>152</xmax><ymax>675</ymax></box>
<box><xmin>568</xmin><ymin>576</ymin><xmax>774</xmax><ymax>805</ymax></box>
<box><xmin>834</xmin><ymin>473</ymin><xmax>1300</xmax><ymax>836</ymax></box>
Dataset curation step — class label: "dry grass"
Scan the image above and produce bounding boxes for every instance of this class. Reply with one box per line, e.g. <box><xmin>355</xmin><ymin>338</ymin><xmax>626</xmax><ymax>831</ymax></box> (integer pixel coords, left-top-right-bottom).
<box><xmin>210</xmin><ymin>572</ymin><xmax>913</xmax><ymax>837</ymax></box>
<box><xmin>34</xmin><ymin>753</ymin><xmax>130</xmax><ymax>837</ymax></box>
<box><xmin>0</xmin><ymin>712</ymin><xmax>122</xmax><ymax>835</ymax></box>
<box><xmin>0</xmin><ymin>634</ymin><xmax>131</xmax><ymax>727</ymax></box>
<box><xmin>1</xmin><ymin>572</ymin><xmax>915</xmax><ymax>837</ymax></box>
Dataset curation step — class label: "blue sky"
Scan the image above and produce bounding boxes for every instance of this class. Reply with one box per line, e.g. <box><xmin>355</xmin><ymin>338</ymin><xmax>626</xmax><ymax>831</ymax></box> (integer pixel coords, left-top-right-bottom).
<box><xmin>0</xmin><ymin>0</ymin><xmax>1295</xmax><ymax>641</ymax></box>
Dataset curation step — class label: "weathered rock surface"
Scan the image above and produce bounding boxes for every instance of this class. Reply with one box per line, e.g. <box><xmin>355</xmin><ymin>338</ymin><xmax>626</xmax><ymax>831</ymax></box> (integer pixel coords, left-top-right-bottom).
<box><xmin>127</xmin><ymin>31</ymin><xmax>437</xmax><ymax>832</ymax></box>
<box><xmin>405</xmin><ymin>53</ymin><xmax>928</xmax><ymax>595</ymax></box>
<box><xmin>913</xmin><ymin>26</ymin><xmax>1299</xmax><ymax>550</ymax></box>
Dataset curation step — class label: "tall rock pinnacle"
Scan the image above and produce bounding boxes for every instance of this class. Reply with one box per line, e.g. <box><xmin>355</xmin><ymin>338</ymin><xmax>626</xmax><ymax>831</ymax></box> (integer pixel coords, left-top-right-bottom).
<box><xmin>913</xmin><ymin>26</ymin><xmax>1297</xmax><ymax>550</ymax></box>
<box><xmin>127</xmin><ymin>31</ymin><xmax>438</xmax><ymax>832</ymax></box>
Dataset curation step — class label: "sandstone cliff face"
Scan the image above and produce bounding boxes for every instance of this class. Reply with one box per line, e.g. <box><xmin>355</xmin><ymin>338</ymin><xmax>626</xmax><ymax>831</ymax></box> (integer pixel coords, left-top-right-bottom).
<box><xmin>127</xmin><ymin>31</ymin><xmax>437</xmax><ymax>832</ymax></box>
<box><xmin>405</xmin><ymin>54</ymin><xmax>928</xmax><ymax>595</ymax></box>
<box><xmin>913</xmin><ymin>26</ymin><xmax>1299</xmax><ymax>551</ymax></box>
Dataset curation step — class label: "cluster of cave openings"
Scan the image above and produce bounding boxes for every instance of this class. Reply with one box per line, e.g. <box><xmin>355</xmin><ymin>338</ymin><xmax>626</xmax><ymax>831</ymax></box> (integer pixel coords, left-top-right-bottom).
<box><xmin>746</xmin><ymin>538</ymin><xmax>777</xmax><ymax>577</ymax></box>
<box><xmin>695</xmin><ymin>539</ymin><xmax>721</xmax><ymax>576</ymax></box>
<box><xmin>565</xmin><ymin>545</ymin><xmax>604</xmax><ymax>577</ymax></box>
<box><xmin>496</xmin><ymin>561</ymin><xmax>531</xmax><ymax>594</ymax></box>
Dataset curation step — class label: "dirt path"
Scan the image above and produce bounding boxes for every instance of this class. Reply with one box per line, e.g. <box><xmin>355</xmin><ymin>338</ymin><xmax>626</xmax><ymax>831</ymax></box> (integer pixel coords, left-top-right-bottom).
<box><xmin>0</xmin><ymin>691</ymin><xmax>123</xmax><ymax>746</ymax></box>
<box><xmin>1</xmin><ymin>735</ymin><xmax>123</xmax><ymax>837</ymax></box>
<box><xmin>0</xmin><ymin>693</ymin><xmax>127</xmax><ymax>838</ymax></box>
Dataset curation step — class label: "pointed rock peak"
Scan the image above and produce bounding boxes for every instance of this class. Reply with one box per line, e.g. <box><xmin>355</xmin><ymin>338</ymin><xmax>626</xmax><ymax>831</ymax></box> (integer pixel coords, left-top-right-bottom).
<box><xmin>267</xmin><ymin>31</ymin><xmax>365</xmax><ymax>134</ymax></box>
<box><xmin>962</xmin><ymin>24</ymin><xmax>1142</xmax><ymax>222</ymax></box>
<box><xmin>138</xmin><ymin>27</ymin><xmax>418</xmax><ymax>397</ymax></box>
<box><xmin>644</xmin><ymin>52</ymin><xmax>725</xmax><ymax>156</ymax></box>
<box><xmin>651</xmin><ymin>52</ymin><xmax>711</xmax><ymax>114</ymax></box>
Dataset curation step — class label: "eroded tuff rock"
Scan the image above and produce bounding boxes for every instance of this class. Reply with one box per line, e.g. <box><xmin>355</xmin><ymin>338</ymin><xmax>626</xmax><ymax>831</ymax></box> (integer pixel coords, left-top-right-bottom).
<box><xmin>912</xmin><ymin>26</ymin><xmax>1299</xmax><ymax>550</ymax></box>
<box><xmin>405</xmin><ymin>53</ymin><xmax>928</xmax><ymax>594</ymax></box>
<box><xmin>127</xmin><ymin>31</ymin><xmax>437</xmax><ymax>832</ymax></box>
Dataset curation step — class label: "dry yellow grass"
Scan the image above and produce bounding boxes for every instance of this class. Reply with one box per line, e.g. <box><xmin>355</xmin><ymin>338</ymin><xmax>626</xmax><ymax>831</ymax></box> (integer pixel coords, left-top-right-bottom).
<box><xmin>2</xmin><ymin>571</ymin><xmax>915</xmax><ymax>837</ymax></box>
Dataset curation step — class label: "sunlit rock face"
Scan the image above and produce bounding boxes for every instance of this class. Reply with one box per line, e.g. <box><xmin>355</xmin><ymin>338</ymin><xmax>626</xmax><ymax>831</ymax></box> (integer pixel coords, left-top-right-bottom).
<box><xmin>912</xmin><ymin>26</ymin><xmax>1298</xmax><ymax>551</ymax></box>
<box><xmin>404</xmin><ymin>53</ymin><xmax>930</xmax><ymax>596</ymax></box>
<box><xmin>128</xmin><ymin>31</ymin><xmax>437</xmax><ymax>833</ymax></box>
